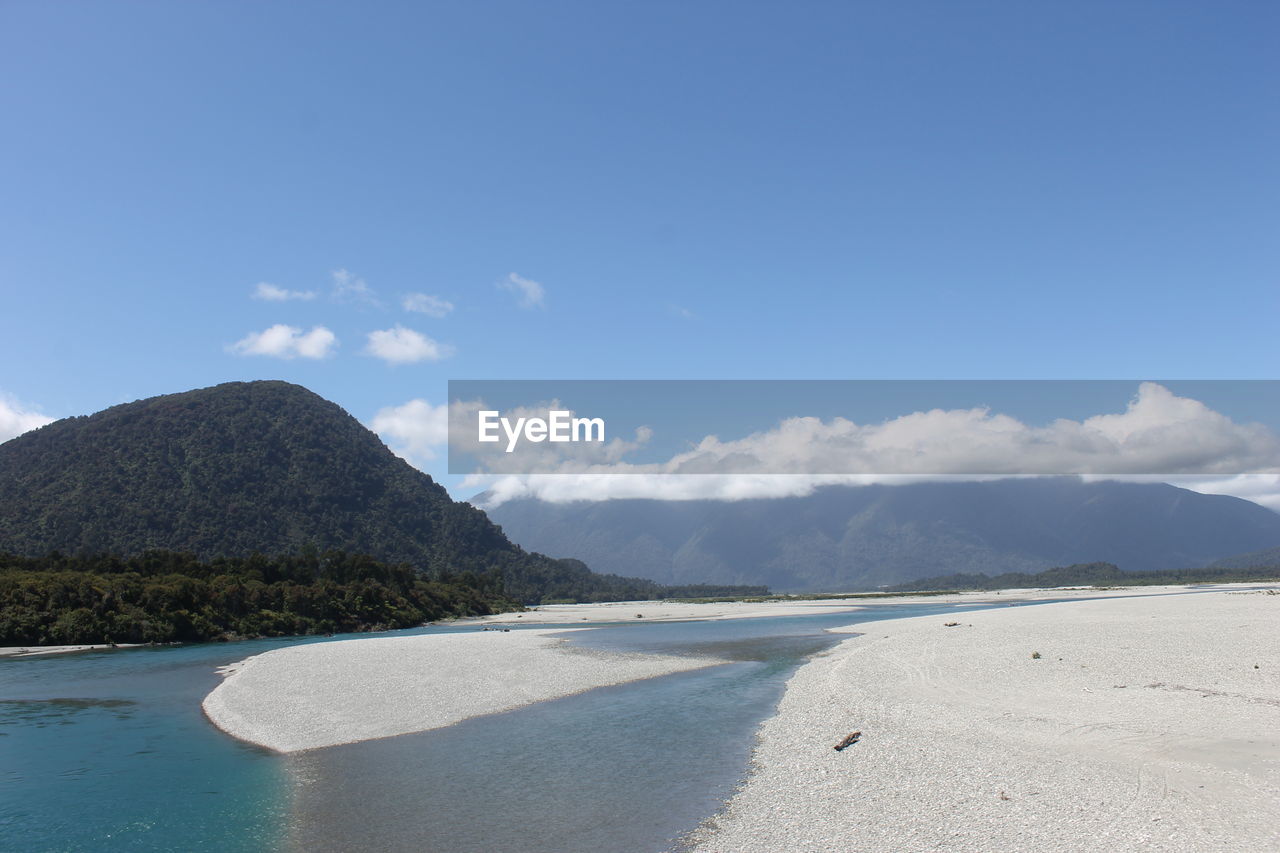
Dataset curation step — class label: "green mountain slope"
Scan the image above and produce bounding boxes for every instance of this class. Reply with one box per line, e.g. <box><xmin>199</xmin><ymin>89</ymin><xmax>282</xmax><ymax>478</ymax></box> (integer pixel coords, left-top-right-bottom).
<box><xmin>0</xmin><ymin>381</ymin><xmax>712</xmax><ymax>604</ymax></box>
<box><xmin>0</xmin><ymin>381</ymin><xmax>490</xmax><ymax>566</ymax></box>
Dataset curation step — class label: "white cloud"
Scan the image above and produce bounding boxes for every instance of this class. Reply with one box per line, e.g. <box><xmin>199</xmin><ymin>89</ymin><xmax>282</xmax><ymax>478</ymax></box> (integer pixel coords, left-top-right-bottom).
<box><xmin>470</xmin><ymin>471</ymin><xmax>1280</xmax><ymax>512</ymax></box>
<box><xmin>458</xmin><ymin>384</ymin><xmax>1280</xmax><ymax>508</ymax></box>
<box><xmin>402</xmin><ymin>293</ymin><xmax>454</xmax><ymax>318</ymax></box>
<box><xmin>1165</xmin><ymin>474</ymin><xmax>1280</xmax><ymax>513</ymax></box>
<box><xmin>498</xmin><ymin>272</ymin><xmax>545</xmax><ymax>309</ymax></box>
<box><xmin>331</xmin><ymin>268</ymin><xmax>382</xmax><ymax>307</ymax></box>
<box><xmin>640</xmin><ymin>382</ymin><xmax>1278</xmax><ymax>478</ymax></box>
<box><xmin>467</xmin><ymin>472</ymin><xmax>885</xmax><ymax>507</ymax></box>
<box><xmin>371</xmin><ymin>399</ymin><xmax>450</xmax><ymax>466</ymax></box>
<box><xmin>252</xmin><ymin>282</ymin><xmax>316</xmax><ymax>302</ymax></box>
<box><xmin>229</xmin><ymin>324</ymin><xmax>337</xmax><ymax>359</ymax></box>
<box><xmin>0</xmin><ymin>394</ymin><xmax>55</xmax><ymax>443</ymax></box>
<box><xmin>466</xmin><ymin>383</ymin><xmax>1280</xmax><ymax>478</ymax></box>
<box><xmin>364</xmin><ymin>325</ymin><xmax>453</xmax><ymax>364</ymax></box>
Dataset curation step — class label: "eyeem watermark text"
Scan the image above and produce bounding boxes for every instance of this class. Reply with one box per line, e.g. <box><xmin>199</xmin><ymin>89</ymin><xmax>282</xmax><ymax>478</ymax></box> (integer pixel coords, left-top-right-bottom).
<box><xmin>478</xmin><ymin>410</ymin><xmax>605</xmax><ymax>452</ymax></box>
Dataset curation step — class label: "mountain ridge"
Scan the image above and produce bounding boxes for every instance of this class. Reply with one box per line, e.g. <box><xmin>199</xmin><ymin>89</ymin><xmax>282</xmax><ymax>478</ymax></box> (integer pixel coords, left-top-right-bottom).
<box><xmin>484</xmin><ymin>479</ymin><xmax>1280</xmax><ymax>592</ymax></box>
<box><xmin>0</xmin><ymin>380</ymin><xmax>755</xmax><ymax>604</ymax></box>
<box><xmin>0</xmin><ymin>381</ymin><xmax>488</xmax><ymax>566</ymax></box>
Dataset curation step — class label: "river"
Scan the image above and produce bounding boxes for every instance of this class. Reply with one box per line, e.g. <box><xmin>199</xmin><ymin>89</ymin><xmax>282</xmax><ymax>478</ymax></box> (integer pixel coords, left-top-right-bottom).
<box><xmin>2</xmin><ymin>600</ymin><xmax>1005</xmax><ymax>851</ymax></box>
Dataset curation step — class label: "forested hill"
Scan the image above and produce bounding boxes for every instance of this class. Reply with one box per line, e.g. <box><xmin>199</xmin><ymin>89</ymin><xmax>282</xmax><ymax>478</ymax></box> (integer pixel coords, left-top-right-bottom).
<box><xmin>1211</xmin><ymin>545</ymin><xmax>1280</xmax><ymax>570</ymax></box>
<box><xmin>884</xmin><ymin>562</ymin><xmax>1280</xmax><ymax>592</ymax></box>
<box><xmin>0</xmin><ymin>381</ymin><xmax>757</xmax><ymax>606</ymax></box>
<box><xmin>0</xmin><ymin>381</ymin><xmax>494</xmax><ymax>568</ymax></box>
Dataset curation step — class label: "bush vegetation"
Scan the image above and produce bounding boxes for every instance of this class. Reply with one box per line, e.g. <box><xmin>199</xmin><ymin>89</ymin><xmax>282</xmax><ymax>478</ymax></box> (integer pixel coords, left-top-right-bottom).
<box><xmin>0</xmin><ymin>549</ymin><xmax>517</xmax><ymax>645</ymax></box>
<box><xmin>885</xmin><ymin>561</ymin><xmax>1280</xmax><ymax>592</ymax></box>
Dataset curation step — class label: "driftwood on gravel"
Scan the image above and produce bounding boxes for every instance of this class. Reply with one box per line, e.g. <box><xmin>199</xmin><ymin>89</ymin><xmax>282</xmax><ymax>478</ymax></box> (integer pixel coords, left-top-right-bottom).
<box><xmin>833</xmin><ymin>730</ymin><xmax>862</xmax><ymax>751</ymax></box>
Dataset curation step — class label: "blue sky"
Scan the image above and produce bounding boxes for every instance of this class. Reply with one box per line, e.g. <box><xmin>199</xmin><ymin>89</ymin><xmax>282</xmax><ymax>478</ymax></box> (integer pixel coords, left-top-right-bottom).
<box><xmin>1</xmin><ymin>1</ymin><xmax>1277</xmax><ymax>498</ymax></box>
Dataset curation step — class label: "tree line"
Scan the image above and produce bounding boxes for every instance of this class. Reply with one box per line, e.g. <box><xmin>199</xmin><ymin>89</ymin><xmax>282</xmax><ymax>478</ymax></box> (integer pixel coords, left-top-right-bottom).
<box><xmin>885</xmin><ymin>561</ymin><xmax>1280</xmax><ymax>592</ymax></box>
<box><xmin>0</xmin><ymin>550</ymin><xmax>774</xmax><ymax>646</ymax></box>
<box><xmin>0</xmin><ymin>549</ymin><xmax>518</xmax><ymax>646</ymax></box>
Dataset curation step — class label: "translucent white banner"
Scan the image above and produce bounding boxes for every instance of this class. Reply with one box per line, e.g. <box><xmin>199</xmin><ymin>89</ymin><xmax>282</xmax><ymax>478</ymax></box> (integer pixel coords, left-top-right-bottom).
<box><xmin>447</xmin><ymin>380</ymin><xmax>1280</xmax><ymax>477</ymax></box>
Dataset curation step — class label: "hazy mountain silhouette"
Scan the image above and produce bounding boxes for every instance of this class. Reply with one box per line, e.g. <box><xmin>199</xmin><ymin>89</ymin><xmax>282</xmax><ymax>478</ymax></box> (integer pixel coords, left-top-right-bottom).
<box><xmin>485</xmin><ymin>479</ymin><xmax>1280</xmax><ymax>591</ymax></box>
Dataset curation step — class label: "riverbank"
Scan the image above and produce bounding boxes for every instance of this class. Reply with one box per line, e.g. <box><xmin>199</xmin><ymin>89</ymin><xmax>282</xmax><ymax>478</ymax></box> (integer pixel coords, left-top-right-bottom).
<box><xmin>0</xmin><ymin>643</ymin><xmax>145</xmax><ymax>658</ymax></box>
<box><xmin>202</xmin><ymin>628</ymin><xmax>722</xmax><ymax>752</ymax></box>
<box><xmin>685</xmin><ymin>586</ymin><xmax>1280</xmax><ymax>852</ymax></box>
<box><xmin>468</xmin><ymin>584</ymin><xmax>1233</xmax><ymax>625</ymax></box>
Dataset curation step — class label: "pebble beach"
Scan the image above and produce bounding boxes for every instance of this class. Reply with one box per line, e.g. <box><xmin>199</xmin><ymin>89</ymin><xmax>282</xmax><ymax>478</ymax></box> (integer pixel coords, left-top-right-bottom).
<box><xmin>686</xmin><ymin>589</ymin><xmax>1280</xmax><ymax>852</ymax></box>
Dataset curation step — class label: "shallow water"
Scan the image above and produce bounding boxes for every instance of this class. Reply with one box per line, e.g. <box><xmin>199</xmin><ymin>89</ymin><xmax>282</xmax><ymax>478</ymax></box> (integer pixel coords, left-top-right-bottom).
<box><xmin>286</xmin><ymin>601</ymin><xmax>987</xmax><ymax>853</ymax></box>
<box><xmin>0</xmin><ymin>599</ymin><xmax>1000</xmax><ymax>851</ymax></box>
<box><xmin>0</xmin><ymin>641</ymin><xmax>290</xmax><ymax>852</ymax></box>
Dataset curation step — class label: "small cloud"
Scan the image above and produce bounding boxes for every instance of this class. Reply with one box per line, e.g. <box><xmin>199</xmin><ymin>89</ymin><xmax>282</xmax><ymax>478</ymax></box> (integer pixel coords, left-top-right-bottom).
<box><xmin>499</xmin><ymin>272</ymin><xmax>545</xmax><ymax>309</ymax></box>
<box><xmin>403</xmin><ymin>293</ymin><xmax>455</xmax><ymax>318</ymax></box>
<box><xmin>365</xmin><ymin>325</ymin><xmax>453</xmax><ymax>364</ymax></box>
<box><xmin>253</xmin><ymin>282</ymin><xmax>316</xmax><ymax>302</ymax></box>
<box><xmin>669</xmin><ymin>304</ymin><xmax>695</xmax><ymax>320</ymax></box>
<box><xmin>0</xmin><ymin>393</ymin><xmax>55</xmax><ymax>443</ymax></box>
<box><xmin>331</xmin><ymin>268</ymin><xmax>382</xmax><ymax>307</ymax></box>
<box><xmin>371</xmin><ymin>398</ymin><xmax>449</xmax><ymax>466</ymax></box>
<box><xmin>229</xmin><ymin>324</ymin><xmax>337</xmax><ymax>359</ymax></box>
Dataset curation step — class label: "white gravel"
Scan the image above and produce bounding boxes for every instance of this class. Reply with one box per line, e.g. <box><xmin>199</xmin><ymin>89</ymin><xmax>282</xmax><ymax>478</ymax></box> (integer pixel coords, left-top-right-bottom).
<box><xmin>468</xmin><ymin>586</ymin><xmax>1217</xmax><ymax>627</ymax></box>
<box><xmin>687</xmin><ymin>589</ymin><xmax>1280</xmax><ymax>853</ymax></box>
<box><xmin>203</xmin><ymin>628</ymin><xmax>721</xmax><ymax>753</ymax></box>
<box><xmin>0</xmin><ymin>643</ymin><xmax>145</xmax><ymax>657</ymax></box>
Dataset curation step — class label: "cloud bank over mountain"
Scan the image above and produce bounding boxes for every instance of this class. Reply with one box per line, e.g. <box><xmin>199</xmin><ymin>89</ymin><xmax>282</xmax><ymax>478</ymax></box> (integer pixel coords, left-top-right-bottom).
<box><xmin>448</xmin><ymin>384</ymin><xmax>1279</xmax><ymax>508</ymax></box>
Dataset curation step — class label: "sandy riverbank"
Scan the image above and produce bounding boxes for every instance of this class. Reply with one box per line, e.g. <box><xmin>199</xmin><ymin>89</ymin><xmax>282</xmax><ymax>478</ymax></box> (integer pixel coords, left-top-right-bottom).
<box><xmin>686</xmin><ymin>587</ymin><xmax>1280</xmax><ymax>852</ymax></box>
<box><xmin>202</xmin><ymin>628</ymin><xmax>722</xmax><ymax>753</ymax></box>
<box><xmin>0</xmin><ymin>643</ymin><xmax>145</xmax><ymax>658</ymax></box>
<box><xmin>467</xmin><ymin>584</ymin><xmax>1233</xmax><ymax>626</ymax></box>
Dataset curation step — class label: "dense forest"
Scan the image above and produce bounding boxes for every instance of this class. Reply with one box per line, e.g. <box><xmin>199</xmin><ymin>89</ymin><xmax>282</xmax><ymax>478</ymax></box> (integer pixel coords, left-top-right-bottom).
<box><xmin>0</xmin><ymin>549</ymin><xmax>517</xmax><ymax>646</ymax></box>
<box><xmin>885</xmin><ymin>561</ymin><xmax>1280</xmax><ymax>592</ymax></box>
<box><xmin>0</xmin><ymin>550</ymin><xmax>771</xmax><ymax>646</ymax></box>
<box><xmin>0</xmin><ymin>381</ymin><xmax>765</xmax><ymax>620</ymax></box>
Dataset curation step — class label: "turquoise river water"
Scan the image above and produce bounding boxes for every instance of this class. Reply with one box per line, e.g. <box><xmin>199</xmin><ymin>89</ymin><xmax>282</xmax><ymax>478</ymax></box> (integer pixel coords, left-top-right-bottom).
<box><xmin>3</xmin><ymin>600</ymin><xmax>1022</xmax><ymax>852</ymax></box>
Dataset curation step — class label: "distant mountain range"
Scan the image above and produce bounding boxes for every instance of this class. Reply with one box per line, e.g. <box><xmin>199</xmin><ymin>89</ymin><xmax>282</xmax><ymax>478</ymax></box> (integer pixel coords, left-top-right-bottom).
<box><xmin>0</xmin><ymin>381</ymin><xmax>753</xmax><ymax>603</ymax></box>
<box><xmin>484</xmin><ymin>479</ymin><xmax>1280</xmax><ymax>592</ymax></box>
